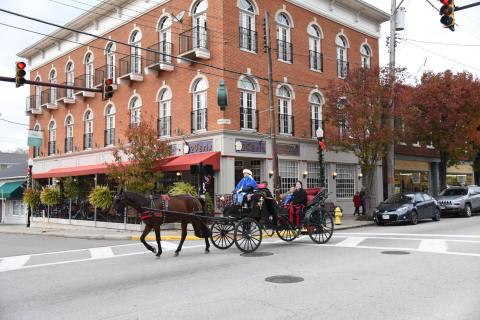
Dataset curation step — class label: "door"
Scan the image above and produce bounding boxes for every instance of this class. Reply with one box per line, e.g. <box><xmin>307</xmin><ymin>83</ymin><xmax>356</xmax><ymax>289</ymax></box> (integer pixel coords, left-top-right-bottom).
<box><xmin>193</xmin><ymin>13</ymin><xmax>207</xmax><ymax>48</ymax></box>
<box><xmin>277</xmin><ymin>26</ymin><xmax>290</xmax><ymax>60</ymax></box>
<box><xmin>414</xmin><ymin>193</ymin><xmax>428</xmax><ymax>219</ymax></box>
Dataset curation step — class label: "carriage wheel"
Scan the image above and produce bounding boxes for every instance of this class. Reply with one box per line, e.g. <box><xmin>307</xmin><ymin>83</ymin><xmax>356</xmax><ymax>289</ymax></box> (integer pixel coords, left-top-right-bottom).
<box><xmin>210</xmin><ymin>221</ymin><xmax>235</xmax><ymax>250</ymax></box>
<box><xmin>234</xmin><ymin>217</ymin><xmax>262</xmax><ymax>253</ymax></box>
<box><xmin>275</xmin><ymin>215</ymin><xmax>300</xmax><ymax>242</ymax></box>
<box><xmin>306</xmin><ymin>209</ymin><xmax>334</xmax><ymax>244</ymax></box>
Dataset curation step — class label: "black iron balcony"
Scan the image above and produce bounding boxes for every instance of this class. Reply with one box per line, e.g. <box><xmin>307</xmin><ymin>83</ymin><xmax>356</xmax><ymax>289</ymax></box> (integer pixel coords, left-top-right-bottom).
<box><xmin>95</xmin><ymin>65</ymin><xmax>117</xmax><ymax>87</ymax></box>
<box><xmin>240</xmin><ymin>107</ymin><xmax>258</xmax><ymax>130</ymax></box>
<box><xmin>309</xmin><ymin>51</ymin><xmax>323</xmax><ymax>72</ymax></box>
<box><xmin>239</xmin><ymin>27</ymin><xmax>257</xmax><ymax>52</ymax></box>
<box><xmin>56</xmin><ymin>82</ymin><xmax>76</xmax><ymax>104</ymax></box>
<box><xmin>74</xmin><ymin>74</ymin><xmax>96</xmax><ymax>97</ymax></box>
<box><xmin>146</xmin><ymin>42</ymin><xmax>174</xmax><ymax>71</ymax></box>
<box><xmin>179</xmin><ymin>26</ymin><xmax>210</xmax><ymax>59</ymax></box>
<box><xmin>104</xmin><ymin>128</ymin><xmax>115</xmax><ymax>146</ymax></box>
<box><xmin>83</xmin><ymin>133</ymin><xmax>93</xmax><ymax>150</ymax></box>
<box><xmin>48</xmin><ymin>141</ymin><xmax>56</xmax><ymax>156</ymax></box>
<box><xmin>158</xmin><ymin>116</ymin><xmax>171</xmax><ymax>137</ymax></box>
<box><xmin>277</xmin><ymin>39</ymin><xmax>293</xmax><ymax>63</ymax></box>
<box><xmin>26</xmin><ymin>95</ymin><xmax>42</xmax><ymax>115</ymax></box>
<box><xmin>279</xmin><ymin>114</ymin><xmax>294</xmax><ymax>135</ymax></box>
<box><xmin>337</xmin><ymin>59</ymin><xmax>349</xmax><ymax>78</ymax></box>
<box><xmin>40</xmin><ymin>89</ymin><xmax>58</xmax><ymax>109</ymax></box>
<box><xmin>191</xmin><ymin>108</ymin><xmax>207</xmax><ymax>132</ymax></box>
<box><xmin>64</xmin><ymin>137</ymin><xmax>73</xmax><ymax>153</ymax></box>
<box><xmin>118</xmin><ymin>55</ymin><xmax>143</xmax><ymax>81</ymax></box>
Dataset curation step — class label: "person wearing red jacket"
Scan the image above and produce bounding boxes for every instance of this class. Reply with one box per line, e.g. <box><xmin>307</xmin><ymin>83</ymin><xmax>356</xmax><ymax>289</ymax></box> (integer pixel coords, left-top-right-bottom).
<box><xmin>353</xmin><ymin>192</ymin><xmax>362</xmax><ymax>216</ymax></box>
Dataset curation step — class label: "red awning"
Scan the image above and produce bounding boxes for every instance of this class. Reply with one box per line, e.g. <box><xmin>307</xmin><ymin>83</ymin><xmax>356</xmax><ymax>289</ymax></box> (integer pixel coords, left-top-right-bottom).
<box><xmin>160</xmin><ymin>152</ymin><xmax>220</xmax><ymax>172</ymax></box>
<box><xmin>33</xmin><ymin>163</ymin><xmax>111</xmax><ymax>179</ymax></box>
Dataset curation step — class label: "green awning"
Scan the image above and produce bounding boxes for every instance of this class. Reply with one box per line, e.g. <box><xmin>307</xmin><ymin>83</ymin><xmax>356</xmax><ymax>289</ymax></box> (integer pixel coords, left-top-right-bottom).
<box><xmin>0</xmin><ymin>181</ymin><xmax>24</xmax><ymax>199</ymax></box>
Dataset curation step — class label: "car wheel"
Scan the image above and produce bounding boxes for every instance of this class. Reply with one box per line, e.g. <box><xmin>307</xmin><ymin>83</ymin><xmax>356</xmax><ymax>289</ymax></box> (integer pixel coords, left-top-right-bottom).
<box><xmin>410</xmin><ymin>211</ymin><xmax>418</xmax><ymax>225</ymax></box>
<box><xmin>432</xmin><ymin>208</ymin><xmax>441</xmax><ymax>221</ymax></box>
<box><xmin>464</xmin><ymin>204</ymin><xmax>472</xmax><ymax>218</ymax></box>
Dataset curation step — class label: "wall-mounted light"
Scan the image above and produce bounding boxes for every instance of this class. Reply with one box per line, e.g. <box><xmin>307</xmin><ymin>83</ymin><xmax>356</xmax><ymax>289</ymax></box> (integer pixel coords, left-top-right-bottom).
<box><xmin>303</xmin><ymin>170</ymin><xmax>308</xmax><ymax>178</ymax></box>
<box><xmin>358</xmin><ymin>172</ymin><xmax>363</xmax><ymax>180</ymax></box>
<box><xmin>176</xmin><ymin>171</ymin><xmax>182</xmax><ymax>177</ymax></box>
<box><xmin>332</xmin><ymin>171</ymin><xmax>337</xmax><ymax>180</ymax></box>
<box><xmin>269</xmin><ymin>170</ymin><xmax>274</xmax><ymax>178</ymax></box>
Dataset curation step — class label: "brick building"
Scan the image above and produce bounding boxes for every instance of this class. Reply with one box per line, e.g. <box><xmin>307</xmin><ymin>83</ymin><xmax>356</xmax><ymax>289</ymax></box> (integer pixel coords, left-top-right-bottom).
<box><xmin>20</xmin><ymin>0</ymin><xmax>388</xmax><ymax>216</ymax></box>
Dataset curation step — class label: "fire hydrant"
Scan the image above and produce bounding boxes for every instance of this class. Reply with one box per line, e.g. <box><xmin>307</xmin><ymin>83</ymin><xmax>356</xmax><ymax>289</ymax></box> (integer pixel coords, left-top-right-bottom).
<box><xmin>334</xmin><ymin>207</ymin><xmax>343</xmax><ymax>225</ymax></box>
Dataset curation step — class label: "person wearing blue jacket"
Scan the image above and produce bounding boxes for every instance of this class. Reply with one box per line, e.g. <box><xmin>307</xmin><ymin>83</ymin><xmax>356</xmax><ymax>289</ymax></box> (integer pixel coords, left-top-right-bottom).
<box><xmin>233</xmin><ymin>169</ymin><xmax>257</xmax><ymax>206</ymax></box>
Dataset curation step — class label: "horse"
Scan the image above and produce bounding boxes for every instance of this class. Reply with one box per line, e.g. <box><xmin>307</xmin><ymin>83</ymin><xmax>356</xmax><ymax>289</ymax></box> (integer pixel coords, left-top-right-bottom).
<box><xmin>112</xmin><ymin>190</ymin><xmax>211</xmax><ymax>257</ymax></box>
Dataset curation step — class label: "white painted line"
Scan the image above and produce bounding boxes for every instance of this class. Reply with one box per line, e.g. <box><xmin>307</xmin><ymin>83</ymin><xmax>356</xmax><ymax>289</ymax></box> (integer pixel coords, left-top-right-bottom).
<box><xmin>335</xmin><ymin>232</ymin><xmax>480</xmax><ymax>239</ymax></box>
<box><xmin>156</xmin><ymin>241</ymin><xmax>178</xmax><ymax>251</ymax></box>
<box><xmin>418</xmin><ymin>239</ymin><xmax>447</xmax><ymax>253</ymax></box>
<box><xmin>89</xmin><ymin>247</ymin><xmax>114</xmax><ymax>259</ymax></box>
<box><xmin>0</xmin><ymin>255</ymin><xmax>30</xmax><ymax>272</ymax></box>
<box><xmin>335</xmin><ymin>237</ymin><xmax>365</xmax><ymax>247</ymax></box>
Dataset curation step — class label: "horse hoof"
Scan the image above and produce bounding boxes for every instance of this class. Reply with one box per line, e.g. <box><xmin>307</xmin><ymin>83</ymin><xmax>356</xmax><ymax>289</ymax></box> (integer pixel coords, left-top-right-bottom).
<box><xmin>205</xmin><ymin>249</ymin><xmax>210</xmax><ymax>254</ymax></box>
<box><xmin>156</xmin><ymin>253</ymin><xmax>161</xmax><ymax>258</ymax></box>
<box><xmin>151</xmin><ymin>248</ymin><xmax>157</xmax><ymax>254</ymax></box>
<box><xmin>174</xmin><ymin>252</ymin><xmax>179</xmax><ymax>257</ymax></box>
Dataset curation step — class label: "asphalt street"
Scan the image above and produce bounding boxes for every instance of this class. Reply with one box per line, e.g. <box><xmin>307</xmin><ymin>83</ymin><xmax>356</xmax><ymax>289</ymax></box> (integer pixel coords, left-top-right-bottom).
<box><xmin>1</xmin><ymin>216</ymin><xmax>480</xmax><ymax>320</ymax></box>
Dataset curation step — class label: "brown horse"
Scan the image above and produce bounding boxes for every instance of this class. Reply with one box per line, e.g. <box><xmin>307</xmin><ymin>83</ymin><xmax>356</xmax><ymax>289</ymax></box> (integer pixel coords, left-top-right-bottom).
<box><xmin>112</xmin><ymin>190</ymin><xmax>211</xmax><ymax>257</ymax></box>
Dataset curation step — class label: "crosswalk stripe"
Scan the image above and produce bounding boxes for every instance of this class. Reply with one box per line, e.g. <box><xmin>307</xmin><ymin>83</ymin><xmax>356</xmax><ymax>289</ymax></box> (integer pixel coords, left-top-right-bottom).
<box><xmin>334</xmin><ymin>237</ymin><xmax>365</xmax><ymax>247</ymax></box>
<box><xmin>0</xmin><ymin>255</ymin><xmax>30</xmax><ymax>272</ymax></box>
<box><xmin>418</xmin><ymin>239</ymin><xmax>447</xmax><ymax>253</ymax></box>
<box><xmin>89</xmin><ymin>247</ymin><xmax>114</xmax><ymax>259</ymax></box>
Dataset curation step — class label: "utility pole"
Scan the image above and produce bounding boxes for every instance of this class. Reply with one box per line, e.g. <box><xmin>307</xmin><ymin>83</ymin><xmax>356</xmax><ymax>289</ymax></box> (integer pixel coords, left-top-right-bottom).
<box><xmin>264</xmin><ymin>11</ymin><xmax>280</xmax><ymax>195</ymax></box>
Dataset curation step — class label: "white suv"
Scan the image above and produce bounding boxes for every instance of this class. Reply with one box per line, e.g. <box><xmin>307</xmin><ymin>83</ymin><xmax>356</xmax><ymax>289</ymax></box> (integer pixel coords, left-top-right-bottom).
<box><xmin>436</xmin><ymin>186</ymin><xmax>480</xmax><ymax>217</ymax></box>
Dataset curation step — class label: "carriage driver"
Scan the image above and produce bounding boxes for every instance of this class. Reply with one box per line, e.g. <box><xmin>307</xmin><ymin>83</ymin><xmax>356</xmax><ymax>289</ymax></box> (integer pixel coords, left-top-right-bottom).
<box><xmin>233</xmin><ymin>169</ymin><xmax>258</xmax><ymax>206</ymax></box>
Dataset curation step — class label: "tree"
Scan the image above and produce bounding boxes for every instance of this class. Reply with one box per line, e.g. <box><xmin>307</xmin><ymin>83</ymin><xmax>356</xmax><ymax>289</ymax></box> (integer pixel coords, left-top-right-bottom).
<box><xmin>109</xmin><ymin>119</ymin><xmax>171</xmax><ymax>193</ymax></box>
<box><xmin>406</xmin><ymin>70</ymin><xmax>480</xmax><ymax>190</ymax></box>
<box><xmin>325</xmin><ymin>67</ymin><xmax>410</xmax><ymax>214</ymax></box>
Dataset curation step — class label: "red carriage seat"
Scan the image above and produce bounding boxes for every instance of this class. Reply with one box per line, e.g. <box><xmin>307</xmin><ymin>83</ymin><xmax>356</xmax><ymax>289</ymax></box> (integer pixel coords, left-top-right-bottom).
<box><xmin>305</xmin><ymin>188</ymin><xmax>321</xmax><ymax>205</ymax></box>
<box><xmin>257</xmin><ymin>183</ymin><xmax>268</xmax><ymax>189</ymax></box>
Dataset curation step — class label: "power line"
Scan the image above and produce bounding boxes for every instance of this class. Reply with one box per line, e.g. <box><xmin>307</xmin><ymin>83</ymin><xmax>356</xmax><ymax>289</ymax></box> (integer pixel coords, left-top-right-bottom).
<box><xmin>401</xmin><ymin>37</ymin><xmax>480</xmax><ymax>47</ymax></box>
<box><xmin>0</xmin><ymin>118</ymin><xmax>29</xmax><ymax>126</ymax></box>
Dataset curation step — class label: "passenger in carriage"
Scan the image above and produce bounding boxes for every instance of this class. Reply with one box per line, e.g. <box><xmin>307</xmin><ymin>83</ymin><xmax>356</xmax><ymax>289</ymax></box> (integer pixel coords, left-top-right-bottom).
<box><xmin>291</xmin><ymin>181</ymin><xmax>308</xmax><ymax>206</ymax></box>
<box><xmin>233</xmin><ymin>169</ymin><xmax>258</xmax><ymax>207</ymax></box>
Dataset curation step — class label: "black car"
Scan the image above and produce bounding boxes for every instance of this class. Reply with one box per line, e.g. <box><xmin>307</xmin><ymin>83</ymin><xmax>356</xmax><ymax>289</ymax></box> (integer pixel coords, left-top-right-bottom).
<box><xmin>373</xmin><ymin>192</ymin><xmax>441</xmax><ymax>225</ymax></box>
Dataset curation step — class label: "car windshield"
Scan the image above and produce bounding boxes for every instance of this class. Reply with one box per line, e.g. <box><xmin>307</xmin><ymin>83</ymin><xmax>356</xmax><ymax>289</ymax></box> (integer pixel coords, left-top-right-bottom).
<box><xmin>384</xmin><ymin>194</ymin><xmax>413</xmax><ymax>204</ymax></box>
<box><xmin>439</xmin><ymin>188</ymin><xmax>467</xmax><ymax>196</ymax></box>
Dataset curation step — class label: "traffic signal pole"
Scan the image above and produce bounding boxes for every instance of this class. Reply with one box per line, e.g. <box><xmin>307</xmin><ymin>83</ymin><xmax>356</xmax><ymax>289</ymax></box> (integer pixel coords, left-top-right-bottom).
<box><xmin>0</xmin><ymin>76</ymin><xmax>102</xmax><ymax>93</ymax></box>
<box><xmin>455</xmin><ymin>1</ymin><xmax>480</xmax><ymax>11</ymax></box>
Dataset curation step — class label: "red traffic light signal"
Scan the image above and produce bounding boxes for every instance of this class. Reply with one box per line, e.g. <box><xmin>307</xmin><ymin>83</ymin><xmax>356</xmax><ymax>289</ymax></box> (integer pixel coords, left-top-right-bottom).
<box><xmin>102</xmin><ymin>79</ymin><xmax>114</xmax><ymax>101</ymax></box>
<box><xmin>15</xmin><ymin>61</ymin><xmax>27</xmax><ymax>88</ymax></box>
<box><xmin>440</xmin><ymin>0</ymin><xmax>455</xmax><ymax>31</ymax></box>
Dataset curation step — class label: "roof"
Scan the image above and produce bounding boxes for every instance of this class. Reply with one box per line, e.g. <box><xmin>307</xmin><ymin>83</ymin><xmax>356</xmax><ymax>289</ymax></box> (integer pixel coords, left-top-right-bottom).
<box><xmin>0</xmin><ymin>152</ymin><xmax>27</xmax><ymax>165</ymax></box>
<box><xmin>0</xmin><ymin>161</ymin><xmax>27</xmax><ymax>180</ymax></box>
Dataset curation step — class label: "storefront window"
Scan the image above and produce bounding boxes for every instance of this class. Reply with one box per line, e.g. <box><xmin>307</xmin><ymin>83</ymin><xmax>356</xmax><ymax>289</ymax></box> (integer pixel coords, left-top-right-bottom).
<box><xmin>446</xmin><ymin>174</ymin><xmax>473</xmax><ymax>187</ymax></box>
<box><xmin>279</xmin><ymin>160</ymin><xmax>298</xmax><ymax>194</ymax></box>
<box><xmin>335</xmin><ymin>164</ymin><xmax>355</xmax><ymax>199</ymax></box>
<box><xmin>395</xmin><ymin>170</ymin><xmax>429</xmax><ymax>194</ymax></box>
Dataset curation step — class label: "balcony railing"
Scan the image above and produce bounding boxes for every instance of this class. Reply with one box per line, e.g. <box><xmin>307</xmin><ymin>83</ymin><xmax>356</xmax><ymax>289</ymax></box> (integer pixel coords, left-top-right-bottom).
<box><xmin>74</xmin><ymin>74</ymin><xmax>95</xmax><ymax>91</ymax></box>
<box><xmin>64</xmin><ymin>137</ymin><xmax>73</xmax><ymax>153</ymax></box>
<box><xmin>83</xmin><ymin>133</ymin><xmax>93</xmax><ymax>149</ymax></box>
<box><xmin>240</xmin><ymin>107</ymin><xmax>258</xmax><ymax>130</ymax></box>
<box><xmin>158</xmin><ymin>116</ymin><xmax>171</xmax><ymax>137</ymax></box>
<box><xmin>104</xmin><ymin>128</ymin><xmax>115</xmax><ymax>146</ymax></box>
<box><xmin>119</xmin><ymin>55</ymin><xmax>143</xmax><ymax>77</ymax></box>
<box><xmin>146</xmin><ymin>41</ymin><xmax>173</xmax><ymax>66</ymax></box>
<box><xmin>95</xmin><ymin>65</ymin><xmax>117</xmax><ymax>86</ymax></box>
<box><xmin>179</xmin><ymin>26</ymin><xmax>209</xmax><ymax>55</ymax></box>
<box><xmin>279</xmin><ymin>114</ymin><xmax>294</xmax><ymax>135</ymax></box>
<box><xmin>40</xmin><ymin>89</ymin><xmax>57</xmax><ymax>108</ymax></box>
<box><xmin>277</xmin><ymin>39</ymin><xmax>293</xmax><ymax>63</ymax></box>
<box><xmin>56</xmin><ymin>82</ymin><xmax>75</xmax><ymax>102</ymax></box>
<box><xmin>48</xmin><ymin>141</ymin><xmax>56</xmax><ymax>156</ymax></box>
<box><xmin>311</xmin><ymin>119</ymin><xmax>322</xmax><ymax>138</ymax></box>
<box><xmin>337</xmin><ymin>59</ymin><xmax>349</xmax><ymax>78</ymax></box>
<box><xmin>309</xmin><ymin>51</ymin><xmax>323</xmax><ymax>71</ymax></box>
<box><xmin>191</xmin><ymin>108</ymin><xmax>207</xmax><ymax>132</ymax></box>
<box><xmin>239</xmin><ymin>27</ymin><xmax>257</xmax><ymax>52</ymax></box>
<box><xmin>26</xmin><ymin>95</ymin><xmax>42</xmax><ymax>114</ymax></box>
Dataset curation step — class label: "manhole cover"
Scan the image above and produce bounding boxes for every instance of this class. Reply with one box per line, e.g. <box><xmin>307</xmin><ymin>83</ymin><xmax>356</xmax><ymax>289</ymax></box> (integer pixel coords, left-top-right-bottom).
<box><xmin>265</xmin><ymin>275</ymin><xmax>304</xmax><ymax>284</ymax></box>
<box><xmin>381</xmin><ymin>251</ymin><xmax>410</xmax><ymax>255</ymax></box>
<box><xmin>240</xmin><ymin>252</ymin><xmax>274</xmax><ymax>257</ymax></box>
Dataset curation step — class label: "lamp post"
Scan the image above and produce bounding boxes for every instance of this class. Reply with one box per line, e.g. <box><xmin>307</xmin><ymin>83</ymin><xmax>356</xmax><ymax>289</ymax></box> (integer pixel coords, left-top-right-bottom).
<box><xmin>26</xmin><ymin>158</ymin><xmax>33</xmax><ymax>227</ymax></box>
<box><xmin>316</xmin><ymin>128</ymin><xmax>326</xmax><ymax>188</ymax></box>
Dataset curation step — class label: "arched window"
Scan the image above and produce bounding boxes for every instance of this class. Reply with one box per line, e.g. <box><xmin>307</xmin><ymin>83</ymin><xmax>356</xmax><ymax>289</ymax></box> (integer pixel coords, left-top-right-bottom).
<box><xmin>33</xmin><ymin>124</ymin><xmax>41</xmax><ymax>158</ymax></box>
<box><xmin>130</xmin><ymin>31</ymin><xmax>142</xmax><ymax>74</ymax></box>
<box><xmin>34</xmin><ymin>76</ymin><xmax>41</xmax><ymax>110</ymax></box>
<box><xmin>192</xmin><ymin>0</ymin><xmax>208</xmax><ymax>49</ymax></box>
<box><xmin>49</xmin><ymin>69</ymin><xmax>57</xmax><ymax>103</ymax></box>
<box><xmin>239</xmin><ymin>0</ymin><xmax>256</xmax><ymax>52</ymax></box>
<box><xmin>158</xmin><ymin>17</ymin><xmax>172</xmax><ymax>63</ymax></box>
<box><xmin>310</xmin><ymin>93</ymin><xmax>324</xmax><ymax>138</ymax></box>
<box><xmin>158</xmin><ymin>88</ymin><xmax>172</xmax><ymax>137</ymax></box>
<box><xmin>85</xmin><ymin>53</ymin><xmax>94</xmax><ymax>88</ymax></box>
<box><xmin>84</xmin><ymin>110</ymin><xmax>93</xmax><ymax>149</ymax></box>
<box><xmin>65</xmin><ymin>115</ymin><xmax>74</xmax><ymax>153</ymax></box>
<box><xmin>361</xmin><ymin>44</ymin><xmax>371</xmax><ymax>69</ymax></box>
<box><xmin>105</xmin><ymin>42</ymin><xmax>116</xmax><ymax>82</ymax></box>
<box><xmin>48</xmin><ymin>120</ymin><xmax>56</xmax><ymax>156</ymax></box>
<box><xmin>336</xmin><ymin>35</ymin><xmax>349</xmax><ymax>78</ymax></box>
<box><xmin>239</xmin><ymin>76</ymin><xmax>257</xmax><ymax>130</ymax></box>
<box><xmin>276</xmin><ymin>13</ymin><xmax>292</xmax><ymax>62</ymax></box>
<box><xmin>129</xmin><ymin>97</ymin><xmax>141</xmax><ymax>128</ymax></box>
<box><xmin>105</xmin><ymin>105</ymin><xmax>116</xmax><ymax>146</ymax></box>
<box><xmin>308</xmin><ymin>24</ymin><xmax>322</xmax><ymax>71</ymax></box>
<box><xmin>277</xmin><ymin>85</ymin><xmax>293</xmax><ymax>134</ymax></box>
<box><xmin>66</xmin><ymin>62</ymin><xmax>74</xmax><ymax>98</ymax></box>
<box><xmin>192</xmin><ymin>78</ymin><xmax>208</xmax><ymax>131</ymax></box>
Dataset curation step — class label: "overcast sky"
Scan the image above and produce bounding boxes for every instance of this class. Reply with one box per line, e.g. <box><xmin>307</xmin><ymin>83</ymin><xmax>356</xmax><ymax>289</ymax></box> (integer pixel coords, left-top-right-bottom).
<box><xmin>0</xmin><ymin>0</ymin><xmax>479</xmax><ymax>152</ymax></box>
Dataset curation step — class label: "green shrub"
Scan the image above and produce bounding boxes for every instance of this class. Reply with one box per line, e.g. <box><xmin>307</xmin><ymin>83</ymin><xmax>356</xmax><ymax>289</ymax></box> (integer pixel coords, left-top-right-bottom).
<box><xmin>168</xmin><ymin>182</ymin><xmax>198</xmax><ymax>197</ymax></box>
<box><xmin>23</xmin><ymin>188</ymin><xmax>41</xmax><ymax>210</ymax></box>
<box><xmin>88</xmin><ymin>186</ymin><xmax>113</xmax><ymax>210</ymax></box>
<box><xmin>40</xmin><ymin>186</ymin><xmax>61</xmax><ymax>207</ymax></box>
<box><xmin>63</xmin><ymin>177</ymin><xmax>83</xmax><ymax>199</ymax></box>
<box><xmin>204</xmin><ymin>192</ymin><xmax>214</xmax><ymax>214</ymax></box>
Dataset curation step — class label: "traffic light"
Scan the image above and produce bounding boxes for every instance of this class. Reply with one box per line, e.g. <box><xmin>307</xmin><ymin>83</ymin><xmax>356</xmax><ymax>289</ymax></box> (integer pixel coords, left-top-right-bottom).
<box><xmin>440</xmin><ymin>0</ymin><xmax>455</xmax><ymax>31</ymax></box>
<box><xmin>15</xmin><ymin>61</ymin><xmax>26</xmax><ymax>88</ymax></box>
<box><xmin>102</xmin><ymin>79</ymin><xmax>113</xmax><ymax>101</ymax></box>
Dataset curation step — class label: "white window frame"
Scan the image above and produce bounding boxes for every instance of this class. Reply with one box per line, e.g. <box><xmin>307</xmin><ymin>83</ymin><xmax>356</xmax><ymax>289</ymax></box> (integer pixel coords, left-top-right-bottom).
<box><xmin>85</xmin><ymin>53</ymin><xmax>94</xmax><ymax>88</ymax></box>
<box><xmin>158</xmin><ymin>89</ymin><xmax>172</xmax><ymax>137</ymax></box>
<box><xmin>158</xmin><ymin>17</ymin><xmax>172</xmax><ymax>63</ymax></box>
<box><xmin>276</xmin><ymin>13</ymin><xmax>292</xmax><ymax>62</ymax></box>
<box><xmin>308</xmin><ymin>24</ymin><xmax>322</xmax><ymax>71</ymax></box>
<box><xmin>106</xmin><ymin>42</ymin><xmax>116</xmax><ymax>82</ymax></box>
<box><xmin>34</xmin><ymin>76</ymin><xmax>41</xmax><ymax>110</ymax></box>
<box><xmin>66</xmin><ymin>62</ymin><xmax>74</xmax><ymax>98</ymax></box>
<box><xmin>239</xmin><ymin>0</ymin><xmax>256</xmax><ymax>52</ymax></box>
<box><xmin>49</xmin><ymin>69</ymin><xmax>57</xmax><ymax>102</ymax></box>
<box><xmin>279</xmin><ymin>160</ymin><xmax>298</xmax><ymax>194</ymax></box>
<box><xmin>310</xmin><ymin>93</ymin><xmax>323</xmax><ymax>138</ymax></box>
<box><xmin>105</xmin><ymin>105</ymin><xmax>116</xmax><ymax>146</ymax></box>
<box><xmin>336</xmin><ymin>35</ymin><xmax>349</xmax><ymax>78</ymax></box>
<box><xmin>192</xmin><ymin>78</ymin><xmax>208</xmax><ymax>132</ymax></box>
<box><xmin>335</xmin><ymin>164</ymin><xmax>355</xmax><ymax>199</ymax></box>
<box><xmin>239</xmin><ymin>76</ymin><xmax>257</xmax><ymax>130</ymax></box>
<box><xmin>129</xmin><ymin>97</ymin><xmax>141</xmax><ymax>127</ymax></box>
<box><xmin>130</xmin><ymin>31</ymin><xmax>142</xmax><ymax>74</ymax></box>
<box><xmin>277</xmin><ymin>85</ymin><xmax>293</xmax><ymax>135</ymax></box>
<box><xmin>361</xmin><ymin>44</ymin><xmax>371</xmax><ymax>69</ymax></box>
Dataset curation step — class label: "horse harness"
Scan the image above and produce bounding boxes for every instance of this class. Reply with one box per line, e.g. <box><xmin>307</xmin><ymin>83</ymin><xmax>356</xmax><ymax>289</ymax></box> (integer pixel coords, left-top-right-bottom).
<box><xmin>141</xmin><ymin>195</ymin><xmax>203</xmax><ymax>223</ymax></box>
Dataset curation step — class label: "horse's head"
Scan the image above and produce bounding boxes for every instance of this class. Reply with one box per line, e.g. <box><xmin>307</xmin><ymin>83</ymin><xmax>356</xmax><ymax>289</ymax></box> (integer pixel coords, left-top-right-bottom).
<box><xmin>112</xmin><ymin>189</ymin><xmax>126</xmax><ymax>213</ymax></box>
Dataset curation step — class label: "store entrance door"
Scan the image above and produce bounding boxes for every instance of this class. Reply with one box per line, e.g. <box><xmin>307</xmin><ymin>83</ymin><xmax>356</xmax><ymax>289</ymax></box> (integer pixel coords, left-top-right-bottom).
<box><xmin>234</xmin><ymin>158</ymin><xmax>262</xmax><ymax>185</ymax></box>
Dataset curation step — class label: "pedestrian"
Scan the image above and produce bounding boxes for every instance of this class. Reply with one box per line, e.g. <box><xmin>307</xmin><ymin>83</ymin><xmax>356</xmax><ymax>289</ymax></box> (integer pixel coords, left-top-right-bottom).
<box><xmin>359</xmin><ymin>188</ymin><xmax>366</xmax><ymax>215</ymax></box>
<box><xmin>353</xmin><ymin>192</ymin><xmax>361</xmax><ymax>216</ymax></box>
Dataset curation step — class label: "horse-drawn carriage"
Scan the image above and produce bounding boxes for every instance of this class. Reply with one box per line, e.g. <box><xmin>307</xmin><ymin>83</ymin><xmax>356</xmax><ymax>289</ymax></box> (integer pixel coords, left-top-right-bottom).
<box><xmin>210</xmin><ymin>184</ymin><xmax>334</xmax><ymax>253</ymax></box>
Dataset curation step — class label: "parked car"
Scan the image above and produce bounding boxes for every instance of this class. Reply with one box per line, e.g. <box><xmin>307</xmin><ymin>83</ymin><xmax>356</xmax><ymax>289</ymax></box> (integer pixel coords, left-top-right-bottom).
<box><xmin>373</xmin><ymin>192</ymin><xmax>441</xmax><ymax>226</ymax></box>
<box><xmin>436</xmin><ymin>186</ymin><xmax>480</xmax><ymax>217</ymax></box>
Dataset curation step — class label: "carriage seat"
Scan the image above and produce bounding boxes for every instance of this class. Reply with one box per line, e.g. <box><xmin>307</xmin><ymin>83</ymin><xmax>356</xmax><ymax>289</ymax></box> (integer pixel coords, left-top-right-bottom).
<box><xmin>305</xmin><ymin>188</ymin><xmax>321</xmax><ymax>206</ymax></box>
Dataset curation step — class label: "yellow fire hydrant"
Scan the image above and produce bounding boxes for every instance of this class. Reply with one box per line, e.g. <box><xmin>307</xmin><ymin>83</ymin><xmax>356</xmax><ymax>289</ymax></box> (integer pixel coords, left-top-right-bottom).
<box><xmin>334</xmin><ymin>207</ymin><xmax>343</xmax><ymax>225</ymax></box>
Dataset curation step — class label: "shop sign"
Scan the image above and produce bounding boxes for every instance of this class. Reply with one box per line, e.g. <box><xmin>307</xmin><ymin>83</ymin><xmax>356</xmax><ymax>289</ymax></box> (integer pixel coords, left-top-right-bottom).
<box><xmin>277</xmin><ymin>143</ymin><xmax>300</xmax><ymax>156</ymax></box>
<box><xmin>188</xmin><ymin>140</ymin><xmax>213</xmax><ymax>154</ymax></box>
<box><xmin>235</xmin><ymin>139</ymin><xmax>266</xmax><ymax>154</ymax></box>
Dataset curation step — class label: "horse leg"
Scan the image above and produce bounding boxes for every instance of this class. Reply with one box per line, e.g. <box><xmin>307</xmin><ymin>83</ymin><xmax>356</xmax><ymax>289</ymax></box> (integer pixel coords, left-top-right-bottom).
<box><xmin>175</xmin><ymin>221</ymin><xmax>188</xmax><ymax>256</ymax></box>
<box><xmin>154</xmin><ymin>225</ymin><xmax>162</xmax><ymax>257</ymax></box>
<box><xmin>140</xmin><ymin>224</ymin><xmax>156</xmax><ymax>254</ymax></box>
<box><xmin>204</xmin><ymin>232</ymin><xmax>210</xmax><ymax>253</ymax></box>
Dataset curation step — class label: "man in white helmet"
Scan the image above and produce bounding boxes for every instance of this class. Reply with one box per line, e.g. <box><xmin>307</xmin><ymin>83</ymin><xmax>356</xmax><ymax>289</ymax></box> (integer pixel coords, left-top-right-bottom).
<box><xmin>233</xmin><ymin>168</ymin><xmax>257</xmax><ymax>206</ymax></box>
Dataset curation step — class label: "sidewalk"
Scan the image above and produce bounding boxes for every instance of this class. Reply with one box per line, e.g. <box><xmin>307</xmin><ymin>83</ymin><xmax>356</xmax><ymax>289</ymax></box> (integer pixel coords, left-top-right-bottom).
<box><xmin>0</xmin><ymin>214</ymin><xmax>373</xmax><ymax>241</ymax></box>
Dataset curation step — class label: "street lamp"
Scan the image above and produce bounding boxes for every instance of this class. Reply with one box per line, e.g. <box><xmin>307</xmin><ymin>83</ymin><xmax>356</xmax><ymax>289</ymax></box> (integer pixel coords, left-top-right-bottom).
<box><xmin>316</xmin><ymin>127</ymin><xmax>326</xmax><ymax>189</ymax></box>
<box><xmin>27</xmin><ymin>158</ymin><xmax>33</xmax><ymax>228</ymax></box>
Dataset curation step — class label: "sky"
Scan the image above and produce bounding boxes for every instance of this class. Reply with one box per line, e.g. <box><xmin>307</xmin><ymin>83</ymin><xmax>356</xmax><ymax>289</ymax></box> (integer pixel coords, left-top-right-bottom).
<box><xmin>0</xmin><ymin>0</ymin><xmax>479</xmax><ymax>152</ymax></box>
